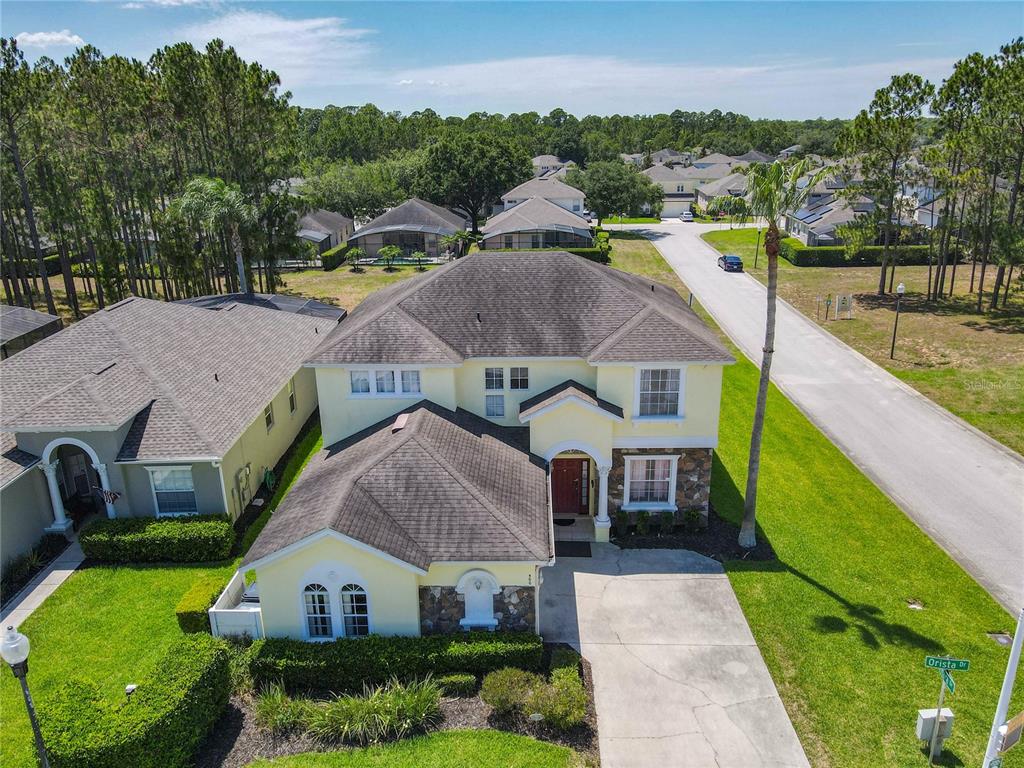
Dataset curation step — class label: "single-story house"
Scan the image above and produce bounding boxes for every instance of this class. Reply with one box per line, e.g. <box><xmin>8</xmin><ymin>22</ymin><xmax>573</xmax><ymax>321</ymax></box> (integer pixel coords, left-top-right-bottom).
<box><xmin>641</xmin><ymin>163</ymin><xmax>694</xmax><ymax>217</ymax></box>
<box><xmin>501</xmin><ymin>178</ymin><xmax>586</xmax><ymax>215</ymax></box>
<box><xmin>347</xmin><ymin>198</ymin><xmax>467</xmax><ymax>259</ymax></box>
<box><xmin>785</xmin><ymin>194</ymin><xmax>875</xmax><ymax>246</ymax></box>
<box><xmin>691</xmin><ymin>152</ymin><xmax>743</xmax><ymax>169</ymax></box>
<box><xmin>297</xmin><ymin>210</ymin><xmax>354</xmax><ymax>254</ymax></box>
<box><xmin>0</xmin><ymin>297</ymin><xmax>337</xmax><ymax>569</ymax></box>
<box><xmin>479</xmin><ymin>197</ymin><xmax>594</xmax><ymax>250</ymax></box>
<box><xmin>695</xmin><ymin>172</ymin><xmax>750</xmax><ymax>208</ymax></box>
<box><xmin>212</xmin><ymin>250</ymin><xmax>733</xmax><ymax>641</ymax></box>
<box><xmin>1</xmin><ymin>305</ymin><xmax>62</xmax><ymax>360</ymax></box>
<box><xmin>778</xmin><ymin>145</ymin><xmax>802</xmax><ymax>159</ymax></box>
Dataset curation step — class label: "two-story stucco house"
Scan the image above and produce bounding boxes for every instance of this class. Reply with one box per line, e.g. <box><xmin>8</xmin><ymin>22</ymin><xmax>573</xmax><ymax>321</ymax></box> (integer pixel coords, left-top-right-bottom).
<box><xmin>223</xmin><ymin>251</ymin><xmax>733</xmax><ymax>641</ymax></box>
<box><xmin>501</xmin><ymin>178</ymin><xmax>586</xmax><ymax>214</ymax></box>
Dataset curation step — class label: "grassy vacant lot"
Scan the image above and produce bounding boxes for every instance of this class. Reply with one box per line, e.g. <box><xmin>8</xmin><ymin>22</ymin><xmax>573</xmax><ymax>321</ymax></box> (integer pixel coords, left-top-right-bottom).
<box><xmin>614</xmin><ymin>230</ymin><xmax>1023</xmax><ymax>767</ymax></box>
<box><xmin>246</xmin><ymin>731</ymin><xmax>578</xmax><ymax>768</ymax></box>
<box><xmin>702</xmin><ymin>228</ymin><xmax>1024</xmax><ymax>455</ymax></box>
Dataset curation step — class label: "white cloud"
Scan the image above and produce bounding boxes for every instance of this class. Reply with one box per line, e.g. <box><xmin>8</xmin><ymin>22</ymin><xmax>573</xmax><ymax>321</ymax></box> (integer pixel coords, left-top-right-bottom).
<box><xmin>121</xmin><ymin>3</ymin><xmax>145</xmax><ymax>8</ymax></box>
<box><xmin>178</xmin><ymin>10</ymin><xmax>374</xmax><ymax>86</ymax></box>
<box><xmin>15</xmin><ymin>29</ymin><xmax>85</xmax><ymax>48</ymax></box>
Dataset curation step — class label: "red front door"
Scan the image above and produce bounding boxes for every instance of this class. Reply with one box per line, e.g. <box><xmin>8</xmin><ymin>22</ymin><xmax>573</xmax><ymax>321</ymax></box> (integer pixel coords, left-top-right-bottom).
<box><xmin>552</xmin><ymin>459</ymin><xmax>588</xmax><ymax>515</ymax></box>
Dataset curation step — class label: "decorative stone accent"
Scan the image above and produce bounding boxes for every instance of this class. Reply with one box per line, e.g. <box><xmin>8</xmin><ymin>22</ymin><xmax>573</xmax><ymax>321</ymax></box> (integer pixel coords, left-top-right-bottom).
<box><xmin>419</xmin><ymin>585</ymin><xmax>536</xmax><ymax>634</ymax></box>
<box><xmin>608</xmin><ymin>447</ymin><xmax>713</xmax><ymax>526</ymax></box>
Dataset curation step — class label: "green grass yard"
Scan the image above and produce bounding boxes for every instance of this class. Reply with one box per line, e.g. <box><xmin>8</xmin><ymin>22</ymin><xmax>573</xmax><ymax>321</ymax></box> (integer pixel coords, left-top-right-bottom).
<box><xmin>245</xmin><ymin>731</ymin><xmax>578</xmax><ymax>768</ymax></box>
<box><xmin>277</xmin><ymin>265</ymin><xmax>431</xmax><ymax>316</ymax></box>
<box><xmin>700</xmin><ymin>227</ymin><xmax>798</xmax><ymax>269</ymax></box>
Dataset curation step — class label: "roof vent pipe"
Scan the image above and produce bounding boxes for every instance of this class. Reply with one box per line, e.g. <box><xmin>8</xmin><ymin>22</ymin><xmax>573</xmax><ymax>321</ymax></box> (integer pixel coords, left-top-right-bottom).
<box><xmin>392</xmin><ymin>413</ymin><xmax>409</xmax><ymax>433</ymax></box>
<box><xmin>214</xmin><ymin>373</ymin><xmax>219</xmax><ymax>382</ymax></box>
<box><xmin>476</xmin><ymin>312</ymin><xmax>481</xmax><ymax>323</ymax></box>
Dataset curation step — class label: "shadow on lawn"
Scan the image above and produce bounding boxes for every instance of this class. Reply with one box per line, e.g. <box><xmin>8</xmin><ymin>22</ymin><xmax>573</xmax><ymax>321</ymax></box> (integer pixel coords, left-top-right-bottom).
<box><xmin>855</xmin><ymin>291</ymin><xmax>1024</xmax><ymax>334</ymax></box>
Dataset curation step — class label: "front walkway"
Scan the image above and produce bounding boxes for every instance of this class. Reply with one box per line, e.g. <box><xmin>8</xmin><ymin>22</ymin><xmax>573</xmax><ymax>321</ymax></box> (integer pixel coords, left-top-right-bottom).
<box><xmin>540</xmin><ymin>546</ymin><xmax>809</xmax><ymax>768</ymax></box>
<box><xmin>0</xmin><ymin>539</ymin><xmax>84</xmax><ymax>629</ymax></box>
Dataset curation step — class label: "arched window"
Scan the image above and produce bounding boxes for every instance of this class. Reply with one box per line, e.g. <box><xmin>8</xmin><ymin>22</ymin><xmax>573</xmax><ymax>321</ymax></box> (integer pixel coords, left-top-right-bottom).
<box><xmin>340</xmin><ymin>583</ymin><xmax>369</xmax><ymax>636</ymax></box>
<box><xmin>303</xmin><ymin>583</ymin><xmax>332</xmax><ymax>638</ymax></box>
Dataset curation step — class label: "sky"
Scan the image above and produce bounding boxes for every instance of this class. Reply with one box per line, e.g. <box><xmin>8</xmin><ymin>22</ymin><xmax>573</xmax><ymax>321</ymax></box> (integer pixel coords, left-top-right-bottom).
<box><xmin>3</xmin><ymin>1</ymin><xmax>1022</xmax><ymax>119</ymax></box>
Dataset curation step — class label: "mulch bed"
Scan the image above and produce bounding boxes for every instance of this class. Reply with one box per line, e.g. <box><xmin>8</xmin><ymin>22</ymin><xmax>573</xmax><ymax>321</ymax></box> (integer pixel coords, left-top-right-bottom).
<box><xmin>196</xmin><ymin>643</ymin><xmax>600</xmax><ymax>767</ymax></box>
<box><xmin>0</xmin><ymin>533</ymin><xmax>72</xmax><ymax>608</ymax></box>
<box><xmin>613</xmin><ymin>502</ymin><xmax>776</xmax><ymax>562</ymax></box>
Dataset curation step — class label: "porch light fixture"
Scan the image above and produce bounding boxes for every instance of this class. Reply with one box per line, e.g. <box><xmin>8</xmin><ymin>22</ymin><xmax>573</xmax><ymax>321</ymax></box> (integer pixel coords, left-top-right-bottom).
<box><xmin>1</xmin><ymin>626</ymin><xmax>50</xmax><ymax>767</ymax></box>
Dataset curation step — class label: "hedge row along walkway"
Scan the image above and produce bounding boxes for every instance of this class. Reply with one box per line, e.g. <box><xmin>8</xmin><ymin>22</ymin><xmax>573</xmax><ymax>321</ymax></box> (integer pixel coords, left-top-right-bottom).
<box><xmin>0</xmin><ymin>539</ymin><xmax>83</xmax><ymax>630</ymax></box>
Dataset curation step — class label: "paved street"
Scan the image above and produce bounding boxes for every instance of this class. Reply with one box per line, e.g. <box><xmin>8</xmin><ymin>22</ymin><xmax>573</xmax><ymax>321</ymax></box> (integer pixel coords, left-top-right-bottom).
<box><xmin>629</xmin><ymin>222</ymin><xmax>1024</xmax><ymax>613</ymax></box>
<box><xmin>541</xmin><ymin>546</ymin><xmax>810</xmax><ymax>768</ymax></box>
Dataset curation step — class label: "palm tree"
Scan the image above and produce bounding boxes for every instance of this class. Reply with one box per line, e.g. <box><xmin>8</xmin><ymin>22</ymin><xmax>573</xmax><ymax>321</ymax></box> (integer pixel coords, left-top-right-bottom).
<box><xmin>171</xmin><ymin>176</ymin><xmax>257</xmax><ymax>295</ymax></box>
<box><xmin>440</xmin><ymin>231</ymin><xmax>477</xmax><ymax>258</ymax></box>
<box><xmin>739</xmin><ymin>160</ymin><xmax>823</xmax><ymax>548</ymax></box>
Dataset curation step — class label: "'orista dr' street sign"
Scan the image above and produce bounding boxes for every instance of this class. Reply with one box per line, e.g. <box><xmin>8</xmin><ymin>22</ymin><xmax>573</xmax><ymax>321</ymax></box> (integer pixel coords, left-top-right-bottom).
<box><xmin>925</xmin><ymin>656</ymin><xmax>970</xmax><ymax>671</ymax></box>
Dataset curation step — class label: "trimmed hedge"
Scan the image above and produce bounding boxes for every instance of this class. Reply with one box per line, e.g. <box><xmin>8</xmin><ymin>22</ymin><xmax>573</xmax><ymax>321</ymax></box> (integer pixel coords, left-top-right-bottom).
<box><xmin>781</xmin><ymin>241</ymin><xmax>936</xmax><ymax>267</ymax></box>
<box><xmin>79</xmin><ymin>515</ymin><xmax>234</xmax><ymax>563</ymax></box>
<box><xmin>175</xmin><ymin>574</ymin><xmax>229</xmax><ymax>633</ymax></box>
<box><xmin>41</xmin><ymin>634</ymin><xmax>230</xmax><ymax>768</ymax></box>
<box><xmin>437</xmin><ymin>673</ymin><xmax>478</xmax><ymax>697</ymax></box>
<box><xmin>321</xmin><ymin>243</ymin><xmax>350</xmax><ymax>271</ymax></box>
<box><xmin>250</xmin><ymin>632</ymin><xmax>544</xmax><ymax>693</ymax></box>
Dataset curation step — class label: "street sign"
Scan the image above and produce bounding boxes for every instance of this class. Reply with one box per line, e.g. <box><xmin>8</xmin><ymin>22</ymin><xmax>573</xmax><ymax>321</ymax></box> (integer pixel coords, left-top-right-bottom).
<box><xmin>925</xmin><ymin>656</ymin><xmax>971</xmax><ymax>671</ymax></box>
<box><xmin>942</xmin><ymin>669</ymin><xmax>955</xmax><ymax>695</ymax></box>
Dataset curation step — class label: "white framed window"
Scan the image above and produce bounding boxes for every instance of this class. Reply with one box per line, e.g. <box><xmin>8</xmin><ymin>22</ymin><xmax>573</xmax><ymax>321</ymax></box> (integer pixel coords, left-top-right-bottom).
<box><xmin>340</xmin><ymin>583</ymin><xmax>369</xmax><ymax>636</ymax></box>
<box><xmin>572</xmin><ymin>202</ymin><xmax>581</xmax><ymax>211</ymax></box>
<box><xmin>264</xmin><ymin>403</ymin><xmax>275</xmax><ymax>432</ymax></box>
<box><xmin>303</xmin><ymin>583</ymin><xmax>333</xmax><ymax>639</ymax></box>
<box><xmin>484</xmin><ymin>367</ymin><xmax>504</xmax><ymax>390</ymax></box>
<box><xmin>288</xmin><ymin>377</ymin><xmax>297</xmax><ymax>413</ymax></box>
<box><xmin>349</xmin><ymin>368</ymin><xmax>423</xmax><ymax>398</ymax></box>
<box><xmin>510</xmin><ymin>367</ymin><xmax>529</xmax><ymax>390</ymax></box>
<box><xmin>636</xmin><ymin>368</ymin><xmax>683</xmax><ymax>418</ymax></box>
<box><xmin>147</xmin><ymin>466</ymin><xmax>198</xmax><ymax>517</ymax></box>
<box><xmin>623</xmin><ymin>456</ymin><xmax>677</xmax><ymax>509</ymax></box>
<box><xmin>485</xmin><ymin>394</ymin><xmax>505</xmax><ymax>418</ymax></box>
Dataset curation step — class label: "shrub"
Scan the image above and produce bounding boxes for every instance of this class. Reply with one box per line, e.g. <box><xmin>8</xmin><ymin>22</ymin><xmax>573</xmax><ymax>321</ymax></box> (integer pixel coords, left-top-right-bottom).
<box><xmin>175</xmin><ymin>574</ymin><xmax>229</xmax><ymax>633</ymax></box>
<box><xmin>79</xmin><ymin>516</ymin><xmax>233</xmax><ymax>563</ymax></box>
<box><xmin>254</xmin><ymin>682</ymin><xmax>315</xmax><ymax>734</ymax></box>
<box><xmin>321</xmin><ymin>243</ymin><xmax>349</xmax><ymax>271</ymax></box>
<box><xmin>614</xmin><ymin>510</ymin><xmax>630</xmax><ymax>537</ymax></box>
<box><xmin>660</xmin><ymin>510</ymin><xmax>676</xmax><ymax>534</ymax></box>
<box><xmin>635</xmin><ymin>510</ymin><xmax>650</xmax><ymax>535</ymax></box>
<box><xmin>437</xmin><ymin>673</ymin><xmax>477</xmax><ymax>696</ymax></box>
<box><xmin>250</xmin><ymin>632</ymin><xmax>543</xmax><ymax>693</ymax></box>
<box><xmin>1</xmin><ymin>533</ymin><xmax>69</xmax><ymax>605</ymax></box>
<box><xmin>549</xmin><ymin>648</ymin><xmax>581</xmax><ymax>674</ymax></box>
<box><xmin>42</xmin><ymin>634</ymin><xmax>230</xmax><ymax>768</ymax></box>
<box><xmin>525</xmin><ymin>667</ymin><xmax>587</xmax><ymax>730</ymax></box>
<box><xmin>779</xmin><ymin>241</ymin><xmax>935</xmax><ymax>267</ymax></box>
<box><xmin>303</xmin><ymin>679</ymin><xmax>442</xmax><ymax>745</ymax></box>
<box><xmin>480</xmin><ymin>668</ymin><xmax>543</xmax><ymax>715</ymax></box>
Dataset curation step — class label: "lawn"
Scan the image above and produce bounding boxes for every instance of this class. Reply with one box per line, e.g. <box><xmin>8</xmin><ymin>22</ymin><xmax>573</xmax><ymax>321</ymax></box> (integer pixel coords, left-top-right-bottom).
<box><xmin>701</xmin><ymin>228</ymin><xmax>1024</xmax><ymax>455</ymax></box>
<box><xmin>599</xmin><ymin>216</ymin><xmax>661</xmax><ymax>224</ymax></box>
<box><xmin>616</xmin><ymin>230</ymin><xmax>1023</xmax><ymax>767</ymax></box>
<box><xmin>277</xmin><ymin>265</ymin><xmax>431</xmax><ymax>313</ymax></box>
<box><xmin>701</xmin><ymin>227</ymin><xmax>798</xmax><ymax>269</ymax></box>
<box><xmin>245</xmin><ymin>731</ymin><xmax>578</xmax><ymax>768</ymax></box>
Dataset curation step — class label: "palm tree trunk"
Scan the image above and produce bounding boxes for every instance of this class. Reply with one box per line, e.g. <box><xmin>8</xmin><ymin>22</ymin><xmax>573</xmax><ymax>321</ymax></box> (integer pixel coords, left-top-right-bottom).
<box><xmin>739</xmin><ymin>223</ymin><xmax>780</xmax><ymax>548</ymax></box>
<box><xmin>230</xmin><ymin>223</ymin><xmax>248</xmax><ymax>295</ymax></box>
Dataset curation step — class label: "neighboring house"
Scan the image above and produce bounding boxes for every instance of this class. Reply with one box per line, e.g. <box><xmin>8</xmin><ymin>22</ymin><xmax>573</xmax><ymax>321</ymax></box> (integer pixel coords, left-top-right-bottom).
<box><xmin>501</xmin><ymin>178</ymin><xmax>586</xmax><ymax>214</ymax></box>
<box><xmin>0</xmin><ymin>297</ymin><xmax>337</xmax><ymax>568</ymax></box>
<box><xmin>347</xmin><ymin>198</ymin><xmax>466</xmax><ymax>259</ymax></box>
<box><xmin>641</xmin><ymin>163</ymin><xmax>693</xmax><ymax>217</ymax></box>
<box><xmin>176</xmin><ymin>292</ymin><xmax>346</xmax><ymax>322</ymax></box>
<box><xmin>0</xmin><ymin>305</ymin><xmax>62</xmax><ymax>360</ymax></box>
<box><xmin>620</xmin><ymin>152</ymin><xmax>645</xmax><ymax>167</ymax></box>
<box><xmin>214</xmin><ymin>251</ymin><xmax>733</xmax><ymax>641</ymax></box>
<box><xmin>778</xmin><ymin>145</ymin><xmax>802</xmax><ymax>159</ymax></box>
<box><xmin>734</xmin><ymin>149</ymin><xmax>776</xmax><ymax>164</ymax></box>
<box><xmin>480</xmin><ymin>197</ymin><xmax>594</xmax><ymax>250</ymax></box>
<box><xmin>695</xmin><ymin>172</ymin><xmax>749</xmax><ymax>208</ymax></box>
<box><xmin>691</xmin><ymin>152</ymin><xmax>741</xmax><ymax>169</ymax></box>
<box><xmin>785</xmin><ymin>193</ymin><xmax>875</xmax><ymax>245</ymax></box>
<box><xmin>531</xmin><ymin>155</ymin><xmax>574</xmax><ymax>177</ymax></box>
<box><xmin>650</xmin><ymin>148</ymin><xmax>693</xmax><ymax>166</ymax></box>
<box><xmin>297</xmin><ymin>210</ymin><xmax>354</xmax><ymax>254</ymax></box>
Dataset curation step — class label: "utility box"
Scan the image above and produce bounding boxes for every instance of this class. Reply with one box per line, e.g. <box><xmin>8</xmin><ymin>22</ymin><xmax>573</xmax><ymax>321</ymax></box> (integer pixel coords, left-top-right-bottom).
<box><xmin>917</xmin><ymin>708</ymin><xmax>955</xmax><ymax>755</ymax></box>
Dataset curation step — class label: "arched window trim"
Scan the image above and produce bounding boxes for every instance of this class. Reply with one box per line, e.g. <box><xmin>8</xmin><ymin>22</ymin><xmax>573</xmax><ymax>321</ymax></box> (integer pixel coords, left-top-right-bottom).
<box><xmin>339</xmin><ymin>583</ymin><xmax>370</xmax><ymax>637</ymax></box>
<box><xmin>302</xmin><ymin>583</ymin><xmax>333</xmax><ymax>640</ymax></box>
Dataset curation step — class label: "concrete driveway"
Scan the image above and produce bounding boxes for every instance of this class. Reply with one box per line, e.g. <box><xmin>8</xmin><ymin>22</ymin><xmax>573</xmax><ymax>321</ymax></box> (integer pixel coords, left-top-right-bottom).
<box><xmin>621</xmin><ymin>222</ymin><xmax>1024</xmax><ymax>613</ymax></box>
<box><xmin>541</xmin><ymin>546</ymin><xmax>809</xmax><ymax>768</ymax></box>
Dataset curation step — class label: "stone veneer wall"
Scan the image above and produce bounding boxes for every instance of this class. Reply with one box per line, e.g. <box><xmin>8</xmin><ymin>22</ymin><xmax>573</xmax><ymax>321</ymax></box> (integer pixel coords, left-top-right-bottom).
<box><xmin>418</xmin><ymin>585</ymin><xmax>536</xmax><ymax>634</ymax></box>
<box><xmin>608</xmin><ymin>447</ymin><xmax>713</xmax><ymax>523</ymax></box>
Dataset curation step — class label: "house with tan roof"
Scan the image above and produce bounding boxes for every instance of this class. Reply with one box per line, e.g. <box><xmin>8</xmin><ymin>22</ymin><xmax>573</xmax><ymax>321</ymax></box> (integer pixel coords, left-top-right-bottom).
<box><xmin>0</xmin><ymin>297</ymin><xmax>339</xmax><ymax>566</ymax></box>
<box><xmin>347</xmin><ymin>198</ymin><xmax>467</xmax><ymax>260</ymax></box>
<box><xmin>501</xmin><ymin>177</ymin><xmax>586</xmax><ymax>214</ymax></box>
<box><xmin>215</xmin><ymin>250</ymin><xmax>733</xmax><ymax>641</ymax></box>
<box><xmin>480</xmin><ymin>197</ymin><xmax>594</xmax><ymax>250</ymax></box>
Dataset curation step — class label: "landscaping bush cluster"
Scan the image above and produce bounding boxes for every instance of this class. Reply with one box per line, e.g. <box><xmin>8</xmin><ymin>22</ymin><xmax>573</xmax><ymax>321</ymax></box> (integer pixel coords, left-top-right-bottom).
<box><xmin>79</xmin><ymin>515</ymin><xmax>234</xmax><ymax>563</ymax></box>
<box><xmin>42</xmin><ymin>634</ymin><xmax>230</xmax><ymax>768</ymax></box>
<box><xmin>480</xmin><ymin>652</ymin><xmax>587</xmax><ymax>731</ymax></box>
<box><xmin>254</xmin><ymin>679</ymin><xmax>442</xmax><ymax>745</ymax></box>
<box><xmin>249</xmin><ymin>632</ymin><xmax>543</xmax><ymax>693</ymax></box>
<box><xmin>0</xmin><ymin>533</ymin><xmax>68</xmax><ymax>605</ymax></box>
<box><xmin>437</xmin><ymin>672</ymin><xmax>478</xmax><ymax>696</ymax></box>
<box><xmin>780</xmin><ymin>241</ymin><xmax>936</xmax><ymax>267</ymax></box>
<box><xmin>175</xmin><ymin>574</ymin><xmax>230</xmax><ymax>633</ymax></box>
<box><xmin>321</xmin><ymin>243</ymin><xmax>350</xmax><ymax>271</ymax></box>
<box><xmin>613</xmin><ymin>509</ymin><xmax>702</xmax><ymax>538</ymax></box>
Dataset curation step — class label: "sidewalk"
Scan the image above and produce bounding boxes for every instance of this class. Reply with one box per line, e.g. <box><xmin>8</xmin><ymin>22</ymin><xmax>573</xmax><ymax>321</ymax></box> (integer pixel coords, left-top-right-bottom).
<box><xmin>0</xmin><ymin>539</ymin><xmax>84</xmax><ymax>629</ymax></box>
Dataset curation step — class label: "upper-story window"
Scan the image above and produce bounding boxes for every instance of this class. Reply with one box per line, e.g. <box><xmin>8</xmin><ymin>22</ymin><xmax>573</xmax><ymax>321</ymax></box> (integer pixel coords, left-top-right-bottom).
<box><xmin>349</xmin><ymin>369</ymin><xmax>422</xmax><ymax>397</ymax></box>
<box><xmin>484</xmin><ymin>367</ymin><xmax>504</xmax><ymax>390</ymax></box>
<box><xmin>485</xmin><ymin>394</ymin><xmax>505</xmax><ymax>418</ymax></box>
<box><xmin>510</xmin><ymin>367</ymin><xmax>529</xmax><ymax>390</ymax></box>
<box><xmin>677</xmin><ymin>184</ymin><xmax>686</xmax><ymax>193</ymax></box>
<box><xmin>637</xmin><ymin>368</ymin><xmax>682</xmax><ymax>417</ymax></box>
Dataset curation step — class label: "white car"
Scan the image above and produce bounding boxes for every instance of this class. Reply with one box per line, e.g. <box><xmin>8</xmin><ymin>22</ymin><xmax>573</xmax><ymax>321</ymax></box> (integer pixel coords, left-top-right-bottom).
<box><xmin>679</xmin><ymin>211</ymin><xmax>694</xmax><ymax>222</ymax></box>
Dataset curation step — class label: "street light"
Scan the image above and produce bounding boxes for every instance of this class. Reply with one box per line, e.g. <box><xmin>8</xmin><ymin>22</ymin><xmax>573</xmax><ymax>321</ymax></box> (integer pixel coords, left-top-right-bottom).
<box><xmin>890</xmin><ymin>282</ymin><xmax>906</xmax><ymax>360</ymax></box>
<box><xmin>1</xmin><ymin>626</ymin><xmax>50</xmax><ymax>768</ymax></box>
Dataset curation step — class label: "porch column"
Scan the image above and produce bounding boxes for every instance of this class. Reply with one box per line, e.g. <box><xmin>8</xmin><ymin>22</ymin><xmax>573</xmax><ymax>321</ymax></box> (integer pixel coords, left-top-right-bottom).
<box><xmin>595</xmin><ymin>464</ymin><xmax>611</xmax><ymax>543</ymax></box>
<box><xmin>92</xmin><ymin>462</ymin><xmax>117</xmax><ymax>519</ymax></box>
<box><xmin>40</xmin><ymin>461</ymin><xmax>73</xmax><ymax>533</ymax></box>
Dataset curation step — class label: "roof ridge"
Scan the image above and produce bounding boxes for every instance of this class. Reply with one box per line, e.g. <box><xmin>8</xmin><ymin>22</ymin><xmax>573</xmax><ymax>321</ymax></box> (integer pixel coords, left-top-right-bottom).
<box><xmin>584</xmin><ymin>305</ymin><xmax>653</xmax><ymax>361</ymax></box>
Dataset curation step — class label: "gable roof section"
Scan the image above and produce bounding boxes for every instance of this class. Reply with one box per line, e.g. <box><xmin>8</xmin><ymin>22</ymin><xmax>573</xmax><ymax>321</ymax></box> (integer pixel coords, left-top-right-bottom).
<box><xmin>735</xmin><ymin>150</ymin><xmax>775</xmax><ymax>163</ymax></box>
<box><xmin>350</xmin><ymin>198</ymin><xmax>465</xmax><ymax>241</ymax></box>
<box><xmin>518</xmin><ymin>380</ymin><xmax>623</xmax><ymax>422</ymax></box>
<box><xmin>696</xmin><ymin>172</ymin><xmax>749</xmax><ymax>199</ymax></box>
<box><xmin>307</xmin><ymin>250</ymin><xmax>733</xmax><ymax>366</ymax></box>
<box><xmin>642</xmin><ymin>163</ymin><xmax>687</xmax><ymax>183</ymax></box>
<box><xmin>694</xmin><ymin>152</ymin><xmax>738</xmax><ymax>166</ymax></box>
<box><xmin>502</xmin><ymin>177</ymin><xmax>584</xmax><ymax>201</ymax></box>
<box><xmin>481</xmin><ymin>197</ymin><xmax>592</xmax><ymax>240</ymax></box>
<box><xmin>0</xmin><ymin>432</ymin><xmax>39</xmax><ymax>489</ymax></box>
<box><xmin>0</xmin><ymin>298</ymin><xmax>336</xmax><ymax>461</ymax></box>
<box><xmin>243</xmin><ymin>403</ymin><xmax>551</xmax><ymax>569</ymax></box>
<box><xmin>299</xmin><ymin>209</ymin><xmax>353</xmax><ymax>235</ymax></box>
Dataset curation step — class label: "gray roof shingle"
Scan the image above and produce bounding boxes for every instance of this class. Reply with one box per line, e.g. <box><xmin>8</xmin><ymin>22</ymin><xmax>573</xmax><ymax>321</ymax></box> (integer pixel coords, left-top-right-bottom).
<box><xmin>243</xmin><ymin>402</ymin><xmax>551</xmax><ymax>569</ymax></box>
<box><xmin>481</xmin><ymin>197</ymin><xmax>592</xmax><ymax>240</ymax></box>
<box><xmin>350</xmin><ymin>198</ymin><xmax>466</xmax><ymax>241</ymax></box>
<box><xmin>307</xmin><ymin>251</ymin><xmax>733</xmax><ymax>366</ymax></box>
<box><xmin>1</xmin><ymin>431</ymin><xmax>39</xmax><ymax>489</ymax></box>
<box><xmin>518</xmin><ymin>380</ymin><xmax>623</xmax><ymax>421</ymax></box>
<box><xmin>0</xmin><ymin>304</ymin><xmax>61</xmax><ymax>345</ymax></box>
<box><xmin>501</xmin><ymin>177</ymin><xmax>584</xmax><ymax>201</ymax></box>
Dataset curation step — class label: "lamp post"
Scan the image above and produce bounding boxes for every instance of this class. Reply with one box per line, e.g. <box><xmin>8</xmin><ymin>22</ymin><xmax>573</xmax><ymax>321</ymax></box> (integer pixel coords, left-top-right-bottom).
<box><xmin>1</xmin><ymin>626</ymin><xmax>50</xmax><ymax>768</ymax></box>
<box><xmin>890</xmin><ymin>282</ymin><xmax>906</xmax><ymax>360</ymax></box>
<box><xmin>754</xmin><ymin>226</ymin><xmax>762</xmax><ymax>270</ymax></box>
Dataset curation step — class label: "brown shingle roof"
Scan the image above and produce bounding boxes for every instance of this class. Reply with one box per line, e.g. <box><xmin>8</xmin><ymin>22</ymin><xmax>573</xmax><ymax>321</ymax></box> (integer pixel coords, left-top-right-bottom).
<box><xmin>518</xmin><ymin>380</ymin><xmax>623</xmax><ymax>421</ymax></box>
<box><xmin>0</xmin><ymin>298</ymin><xmax>337</xmax><ymax>461</ymax></box>
<box><xmin>0</xmin><ymin>432</ymin><xmax>39</xmax><ymax>489</ymax></box>
<box><xmin>307</xmin><ymin>251</ymin><xmax>732</xmax><ymax>366</ymax></box>
<box><xmin>243</xmin><ymin>403</ymin><xmax>551</xmax><ymax>569</ymax></box>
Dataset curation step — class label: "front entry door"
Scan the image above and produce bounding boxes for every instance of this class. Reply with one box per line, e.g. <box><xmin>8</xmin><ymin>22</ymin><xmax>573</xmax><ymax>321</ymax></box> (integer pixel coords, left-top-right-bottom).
<box><xmin>552</xmin><ymin>459</ymin><xmax>588</xmax><ymax>515</ymax></box>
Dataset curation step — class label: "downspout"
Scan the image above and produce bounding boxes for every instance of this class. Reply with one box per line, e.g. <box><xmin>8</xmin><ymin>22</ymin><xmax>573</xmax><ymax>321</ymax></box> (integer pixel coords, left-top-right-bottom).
<box><xmin>213</xmin><ymin>460</ymin><xmax>232</xmax><ymax>519</ymax></box>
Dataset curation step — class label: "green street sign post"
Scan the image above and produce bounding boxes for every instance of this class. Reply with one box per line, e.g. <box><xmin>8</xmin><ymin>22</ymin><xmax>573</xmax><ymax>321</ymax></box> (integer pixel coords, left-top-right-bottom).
<box><xmin>926</xmin><ymin>656</ymin><xmax>971</xmax><ymax>672</ymax></box>
<box><xmin>942</xmin><ymin>669</ymin><xmax>955</xmax><ymax>695</ymax></box>
<box><xmin>925</xmin><ymin>656</ymin><xmax>970</xmax><ymax>765</ymax></box>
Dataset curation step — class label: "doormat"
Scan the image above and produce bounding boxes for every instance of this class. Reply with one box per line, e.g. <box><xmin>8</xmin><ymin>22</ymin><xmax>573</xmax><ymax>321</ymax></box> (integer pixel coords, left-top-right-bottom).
<box><xmin>555</xmin><ymin>541</ymin><xmax>591</xmax><ymax>558</ymax></box>
<box><xmin>553</xmin><ymin>518</ymin><xmax>576</xmax><ymax>527</ymax></box>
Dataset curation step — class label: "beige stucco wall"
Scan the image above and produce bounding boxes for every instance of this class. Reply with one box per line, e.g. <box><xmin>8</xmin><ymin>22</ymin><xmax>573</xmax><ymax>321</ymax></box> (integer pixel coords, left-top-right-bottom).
<box><xmin>528</xmin><ymin>401</ymin><xmax>614</xmax><ymax>465</ymax></box>
<box><xmin>0</xmin><ymin>467</ymin><xmax>52</xmax><ymax>569</ymax></box>
<box><xmin>424</xmin><ymin>562</ymin><xmax>538</xmax><ymax>587</ymax></box>
<box><xmin>455</xmin><ymin>359</ymin><xmax>595</xmax><ymax>428</ymax></box>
